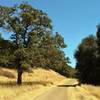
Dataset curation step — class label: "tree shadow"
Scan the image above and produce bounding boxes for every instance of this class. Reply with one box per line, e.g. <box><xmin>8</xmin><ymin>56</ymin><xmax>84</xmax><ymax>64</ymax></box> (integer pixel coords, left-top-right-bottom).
<box><xmin>57</xmin><ymin>83</ymin><xmax>81</xmax><ymax>87</ymax></box>
<box><xmin>0</xmin><ymin>81</ymin><xmax>53</xmax><ymax>87</ymax></box>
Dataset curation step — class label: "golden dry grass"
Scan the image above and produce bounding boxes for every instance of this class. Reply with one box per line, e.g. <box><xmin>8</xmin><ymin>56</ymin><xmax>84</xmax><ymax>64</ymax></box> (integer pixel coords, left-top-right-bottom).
<box><xmin>82</xmin><ymin>84</ymin><xmax>100</xmax><ymax>99</ymax></box>
<box><xmin>0</xmin><ymin>67</ymin><xmax>66</xmax><ymax>100</ymax></box>
<box><xmin>0</xmin><ymin>67</ymin><xmax>100</xmax><ymax>100</ymax></box>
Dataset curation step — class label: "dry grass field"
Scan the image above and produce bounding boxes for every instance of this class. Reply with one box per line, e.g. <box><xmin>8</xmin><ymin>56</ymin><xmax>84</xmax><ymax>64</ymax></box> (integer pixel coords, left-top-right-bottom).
<box><xmin>0</xmin><ymin>67</ymin><xmax>100</xmax><ymax>100</ymax></box>
<box><xmin>82</xmin><ymin>84</ymin><xmax>100</xmax><ymax>99</ymax></box>
<box><xmin>0</xmin><ymin>67</ymin><xmax>66</xmax><ymax>100</ymax></box>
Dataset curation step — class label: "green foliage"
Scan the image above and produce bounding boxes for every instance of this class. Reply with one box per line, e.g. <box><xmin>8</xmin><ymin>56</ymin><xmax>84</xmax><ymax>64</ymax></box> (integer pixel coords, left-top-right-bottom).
<box><xmin>74</xmin><ymin>34</ymin><xmax>100</xmax><ymax>85</ymax></box>
<box><xmin>0</xmin><ymin>38</ymin><xmax>14</xmax><ymax>67</ymax></box>
<box><xmin>0</xmin><ymin>33</ymin><xmax>2</xmax><ymax>40</ymax></box>
<box><xmin>0</xmin><ymin>3</ymin><xmax>71</xmax><ymax>84</ymax></box>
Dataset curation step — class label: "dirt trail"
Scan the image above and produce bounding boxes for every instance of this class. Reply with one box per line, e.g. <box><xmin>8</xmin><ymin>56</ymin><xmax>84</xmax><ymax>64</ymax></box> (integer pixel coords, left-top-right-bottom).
<box><xmin>1</xmin><ymin>68</ymin><xmax>99</xmax><ymax>100</ymax></box>
<box><xmin>32</xmin><ymin>79</ymin><xmax>100</xmax><ymax>100</ymax></box>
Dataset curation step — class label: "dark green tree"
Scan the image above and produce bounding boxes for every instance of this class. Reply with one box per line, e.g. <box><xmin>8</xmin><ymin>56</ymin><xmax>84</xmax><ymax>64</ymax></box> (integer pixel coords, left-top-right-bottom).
<box><xmin>0</xmin><ymin>3</ymin><xmax>52</xmax><ymax>84</ymax></box>
<box><xmin>0</xmin><ymin>33</ymin><xmax>2</xmax><ymax>40</ymax></box>
<box><xmin>74</xmin><ymin>35</ymin><xmax>99</xmax><ymax>84</ymax></box>
<box><xmin>0</xmin><ymin>3</ymin><xmax>71</xmax><ymax>85</ymax></box>
<box><xmin>0</xmin><ymin>36</ymin><xmax>14</xmax><ymax>67</ymax></box>
<box><xmin>96</xmin><ymin>24</ymin><xmax>100</xmax><ymax>84</ymax></box>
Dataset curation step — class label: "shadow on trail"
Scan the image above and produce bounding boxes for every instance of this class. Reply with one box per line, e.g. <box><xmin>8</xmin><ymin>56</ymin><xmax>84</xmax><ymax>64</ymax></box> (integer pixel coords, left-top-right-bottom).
<box><xmin>0</xmin><ymin>81</ymin><xmax>53</xmax><ymax>87</ymax></box>
<box><xmin>57</xmin><ymin>83</ymin><xmax>81</xmax><ymax>87</ymax></box>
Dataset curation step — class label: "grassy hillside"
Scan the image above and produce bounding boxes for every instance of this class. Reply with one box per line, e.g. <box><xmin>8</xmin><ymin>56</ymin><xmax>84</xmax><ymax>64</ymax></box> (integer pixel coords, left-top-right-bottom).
<box><xmin>0</xmin><ymin>67</ymin><xmax>100</xmax><ymax>100</ymax></box>
<box><xmin>0</xmin><ymin>67</ymin><xmax>66</xmax><ymax>100</ymax></box>
<box><xmin>82</xmin><ymin>84</ymin><xmax>100</xmax><ymax>99</ymax></box>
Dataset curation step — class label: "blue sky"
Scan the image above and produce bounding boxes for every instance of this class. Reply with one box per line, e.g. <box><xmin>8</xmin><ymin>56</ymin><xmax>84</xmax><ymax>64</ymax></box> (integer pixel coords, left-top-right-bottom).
<box><xmin>0</xmin><ymin>0</ymin><xmax>100</xmax><ymax>67</ymax></box>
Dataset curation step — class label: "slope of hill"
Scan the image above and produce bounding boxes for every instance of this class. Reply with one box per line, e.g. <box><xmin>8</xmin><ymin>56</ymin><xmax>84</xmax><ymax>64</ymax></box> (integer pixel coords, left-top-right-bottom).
<box><xmin>0</xmin><ymin>67</ymin><xmax>66</xmax><ymax>100</ymax></box>
<box><xmin>0</xmin><ymin>67</ymin><xmax>100</xmax><ymax>100</ymax></box>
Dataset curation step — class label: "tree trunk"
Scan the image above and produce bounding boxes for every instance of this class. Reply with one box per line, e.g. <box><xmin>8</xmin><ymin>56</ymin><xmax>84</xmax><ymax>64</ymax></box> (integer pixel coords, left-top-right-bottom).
<box><xmin>17</xmin><ymin>66</ymin><xmax>23</xmax><ymax>85</ymax></box>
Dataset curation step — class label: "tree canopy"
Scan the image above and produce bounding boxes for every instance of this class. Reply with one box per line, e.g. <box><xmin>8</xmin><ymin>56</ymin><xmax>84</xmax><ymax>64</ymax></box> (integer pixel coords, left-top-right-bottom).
<box><xmin>0</xmin><ymin>3</ymin><xmax>71</xmax><ymax>84</ymax></box>
<box><xmin>75</xmin><ymin>32</ymin><xmax>100</xmax><ymax>85</ymax></box>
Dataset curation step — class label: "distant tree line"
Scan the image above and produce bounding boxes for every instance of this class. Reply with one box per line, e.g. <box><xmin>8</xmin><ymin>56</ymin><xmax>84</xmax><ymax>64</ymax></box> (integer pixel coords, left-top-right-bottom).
<box><xmin>0</xmin><ymin>3</ymin><xmax>74</xmax><ymax>84</ymax></box>
<box><xmin>75</xmin><ymin>25</ymin><xmax>100</xmax><ymax>85</ymax></box>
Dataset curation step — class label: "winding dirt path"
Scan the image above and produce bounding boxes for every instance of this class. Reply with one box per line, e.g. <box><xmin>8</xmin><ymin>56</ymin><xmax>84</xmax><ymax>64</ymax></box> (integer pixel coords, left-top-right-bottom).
<box><xmin>32</xmin><ymin>79</ymin><xmax>100</xmax><ymax>100</ymax></box>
